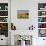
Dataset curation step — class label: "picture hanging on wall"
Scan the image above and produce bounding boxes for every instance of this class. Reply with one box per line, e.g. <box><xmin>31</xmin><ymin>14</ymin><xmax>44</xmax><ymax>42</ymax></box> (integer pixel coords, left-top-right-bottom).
<box><xmin>17</xmin><ymin>10</ymin><xmax>29</xmax><ymax>19</ymax></box>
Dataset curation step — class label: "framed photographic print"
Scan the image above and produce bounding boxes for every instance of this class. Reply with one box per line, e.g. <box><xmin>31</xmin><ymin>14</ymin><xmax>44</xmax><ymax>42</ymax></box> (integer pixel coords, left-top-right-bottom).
<box><xmin>17</xmin><ymin>10</ymin><xmax>29</xmax><ymax>19</ymax></box>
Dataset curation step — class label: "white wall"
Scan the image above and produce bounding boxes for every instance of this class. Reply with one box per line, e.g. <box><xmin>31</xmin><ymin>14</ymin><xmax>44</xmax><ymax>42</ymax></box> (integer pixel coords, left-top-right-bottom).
<box><xmin>11</xmin><ymin>0</ymin><xmax>38</xmax><ymax>45</ymax></box>
<box><xmin>11</xmin><ymin>0</ymin><xmax>46</xmax><ymax>46</ymax></box>
<box><xmin>11</xmin><ymin>0</ymin><xmax>38</xmax><ymax>30</ymax></box>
